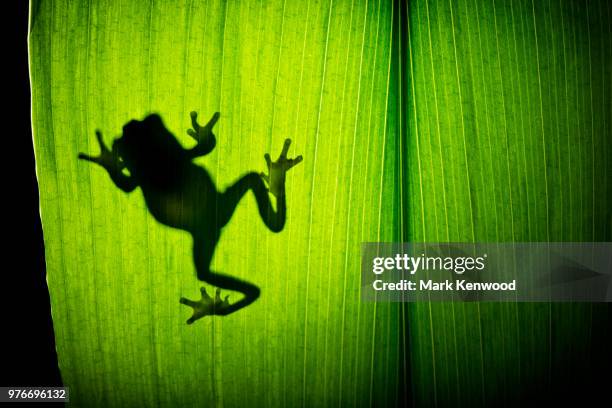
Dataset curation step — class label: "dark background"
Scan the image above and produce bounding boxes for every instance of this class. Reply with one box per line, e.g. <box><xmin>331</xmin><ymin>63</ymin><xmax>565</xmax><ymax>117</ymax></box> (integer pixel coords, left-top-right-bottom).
<box><xmin>3</xmin><ymin>0</ymin><xmax>62</xmax><ymax>388</ymax></box>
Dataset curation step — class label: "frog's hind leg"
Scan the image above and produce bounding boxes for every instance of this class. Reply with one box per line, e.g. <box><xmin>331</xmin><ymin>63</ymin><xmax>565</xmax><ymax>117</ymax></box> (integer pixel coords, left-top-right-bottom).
<box><xmin>218</xmin><ymin>172</ymin><xmax>286</xmax><ymax>232</ymax></box>
<box><xmin>189</xmin><ymin>232</ymin><xmax>261</xmax><ymax>317</ymax></box>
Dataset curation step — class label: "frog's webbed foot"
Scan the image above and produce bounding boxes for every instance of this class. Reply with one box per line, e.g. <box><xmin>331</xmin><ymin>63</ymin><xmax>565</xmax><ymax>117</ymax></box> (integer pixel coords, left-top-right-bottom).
<box><xmin>260</xmin><ymin>139</ymin><xmax>303</xmax><ymax>197</ymax></box>
<box><xmin>180</xmin><ymin>287</ymin><xmax>230</xmax><ymax>324</ymax></box>
<box><xmin>78</xmin><ymin>130</ymin><xmax>124</xmax><ymax>172</ymax></box>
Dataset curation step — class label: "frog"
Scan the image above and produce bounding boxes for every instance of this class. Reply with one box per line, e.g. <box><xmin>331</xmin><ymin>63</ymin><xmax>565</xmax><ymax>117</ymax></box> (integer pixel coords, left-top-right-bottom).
<box><xmin>79</xmin><ymin>111</ymin><xmax>302</xmax><ymax>323</ymax></box>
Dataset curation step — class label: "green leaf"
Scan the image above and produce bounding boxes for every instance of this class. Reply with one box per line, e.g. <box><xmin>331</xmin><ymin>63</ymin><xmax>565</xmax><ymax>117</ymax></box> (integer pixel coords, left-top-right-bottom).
<box><xmin>29</xmin><ymin>0</ymin><xmax>400</xmax><ymax>406</ymax></box>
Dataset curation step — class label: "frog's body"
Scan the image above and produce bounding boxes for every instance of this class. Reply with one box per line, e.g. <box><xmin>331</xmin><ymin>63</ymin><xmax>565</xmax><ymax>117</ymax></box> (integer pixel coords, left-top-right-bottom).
<box><xmin>79</xmin><ymin>112</ymin><xmax>302</xmax><ymax>323</ymax></box>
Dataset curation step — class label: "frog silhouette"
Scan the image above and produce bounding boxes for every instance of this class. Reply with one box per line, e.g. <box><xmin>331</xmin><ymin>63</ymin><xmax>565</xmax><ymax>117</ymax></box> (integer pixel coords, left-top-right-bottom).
<box><xmin>79</xmin><ymin>112</ymin><xmax>303</xmax><ymax>323</ymax></box>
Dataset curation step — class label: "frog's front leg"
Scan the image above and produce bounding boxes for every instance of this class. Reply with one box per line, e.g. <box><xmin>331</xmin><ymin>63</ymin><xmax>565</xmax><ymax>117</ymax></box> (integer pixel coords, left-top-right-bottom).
<box><xmin>186</xmin><ymin>111</ymin><xmax>219</xmax><ymax>158</ymax></box>
<box><xmin>180</xmin><ymin>287</ymin><xmax>230</xmax><ymax>324</ymax></box>
<box><xmin>78</xmin><ymin>130</ymin><xmax>137</xmax><ymax>192</ymax></box>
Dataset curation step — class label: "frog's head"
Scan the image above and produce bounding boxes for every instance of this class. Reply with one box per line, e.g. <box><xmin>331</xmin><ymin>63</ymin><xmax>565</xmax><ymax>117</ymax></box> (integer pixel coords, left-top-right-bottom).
<box><xmin>113</xmin><ymin>114</ymin><xmax>183</xmax><ymax>172</ymax></box>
